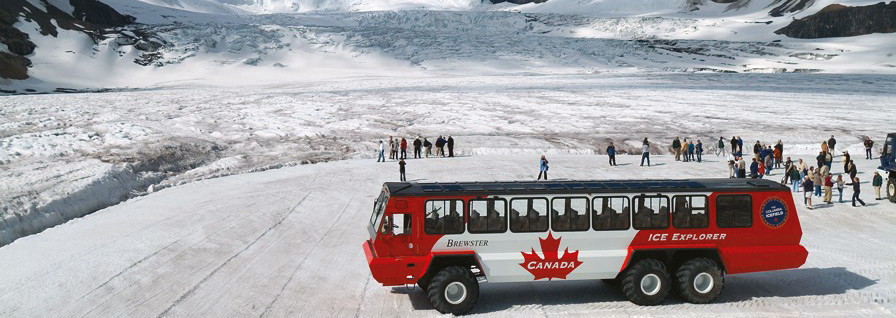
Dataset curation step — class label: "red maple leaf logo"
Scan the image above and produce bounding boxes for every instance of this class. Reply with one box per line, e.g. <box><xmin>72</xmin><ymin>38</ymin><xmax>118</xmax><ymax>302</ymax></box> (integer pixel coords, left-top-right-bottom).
<box><xmin>519</xmin><ymin>232</ymin><xmax>583</xmax><ymax>280</ymax></box>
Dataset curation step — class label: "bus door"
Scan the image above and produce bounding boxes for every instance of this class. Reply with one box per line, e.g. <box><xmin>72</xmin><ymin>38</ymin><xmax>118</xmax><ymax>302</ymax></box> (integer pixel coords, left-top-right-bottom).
<box><xmin>379</xmin><ymin>212</ymin><xmax>416</xmax><ymax>257</ymax></box>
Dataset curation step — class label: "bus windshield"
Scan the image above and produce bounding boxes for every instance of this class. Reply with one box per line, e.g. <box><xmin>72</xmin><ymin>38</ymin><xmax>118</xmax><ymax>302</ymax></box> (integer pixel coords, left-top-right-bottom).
<box><xmin>370</xmin><ymin>188</ymin><xmax>389</xmax><ymax>228</ymax></box>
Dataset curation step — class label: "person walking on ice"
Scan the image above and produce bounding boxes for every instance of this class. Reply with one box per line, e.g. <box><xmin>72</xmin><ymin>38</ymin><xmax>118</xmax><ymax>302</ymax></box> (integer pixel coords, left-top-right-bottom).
<box><xmin>802</xmin><ymin>175</ymin><xmax>814</xmax><ymax>210</ymax></box>
<box><xmin>399</xmin><ymin>158</ymin><xmax>407</xmax><ymax>182</ymax></box>
<box><xmin>828</xmin><ymin>135</ymin><xmax>837</xmax><ymax>154</ymax></box>
<box><xmin>873</xmin><ymin>172</ymin><xmax>883</xmax><ymax>200</ymax></box>
<box><xmin>537</xmin><ymin>155</ymin><xmax>549</xmax><ymax>180</ymax></box>
<box><xmin>836</xmin><ymin>174</ymin><xmax>845</xmax><ymax>203</ymax></box>
<box><xmin>423</xmin><ymin>138</ymin><xmax>432</xmax><ymax>158</ymax></box>
<box><xmin>640</xmin><ymin>138</ymin><xmax>651</xmax><ymax>167</ymax></box>
<box><xmin>852</xmin><ymin>177</ymin><xmax>866</xmax><ymax>207</ymax></box>
<box><xmin>447</xmin><ymin>136</ymin><xmax>455</xmax><ymax>157</ymax></box>
<box><xmin>607</xmin><ymin>142</ymin><xmax>617</xmax><ymax>166</ymax></box>
<box><xmin>717</xmin><ymin>137</ymin><xmax>725</xmax><ymax>156</ymax></box>
<box><xmin>377</xmin><ymin>140</ymin><xmax>385</xmax><ymax>162</ymax></box>
<box><xmin>865</xmin><ymin>136</ymin><xmax>874</xmax><ymax>160</ymax></box>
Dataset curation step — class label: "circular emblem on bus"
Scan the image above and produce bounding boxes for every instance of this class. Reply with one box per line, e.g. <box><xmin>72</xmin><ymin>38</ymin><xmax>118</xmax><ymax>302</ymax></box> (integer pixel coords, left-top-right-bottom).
<box><xmin>760</xmin><ymin>198</ymin><xmax>788</xmax><ymax>228</ymax></box>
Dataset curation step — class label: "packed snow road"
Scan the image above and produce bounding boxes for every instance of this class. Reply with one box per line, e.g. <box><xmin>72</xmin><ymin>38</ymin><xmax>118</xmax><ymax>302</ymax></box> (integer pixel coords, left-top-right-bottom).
<box><xmin>0</xmin><ymin>154</ymin><xmax>893</xmax><ymax>317</ymax></box>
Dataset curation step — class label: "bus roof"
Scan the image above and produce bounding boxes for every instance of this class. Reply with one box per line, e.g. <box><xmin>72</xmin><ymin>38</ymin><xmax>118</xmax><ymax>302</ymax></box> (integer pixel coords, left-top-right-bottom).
<box><xmin>384</xmin><ymin>178</ymin><xmax>789</xmax><ymax>196</ymax></box>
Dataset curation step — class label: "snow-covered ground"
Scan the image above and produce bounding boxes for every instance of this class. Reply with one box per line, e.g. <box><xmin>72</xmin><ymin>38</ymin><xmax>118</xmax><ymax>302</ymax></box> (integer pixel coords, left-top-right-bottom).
<box><xmin>0</xmin><ymin>153</ymin><xmax>893</xmax><ymax>317</ymax></box>
<box><xmin>3</xmin><ymin>73</ymin><xmax>895</xmax><ymax>246</ymax></box>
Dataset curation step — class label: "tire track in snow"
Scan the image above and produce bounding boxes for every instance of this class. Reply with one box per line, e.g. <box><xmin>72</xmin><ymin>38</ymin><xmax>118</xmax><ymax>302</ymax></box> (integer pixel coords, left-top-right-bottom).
<box><xmin>156</xmin><ymin>191</ymin><xmax>313</xmax><ymax>318</ymax></box>
<box><xmin>258</xmin><ymin>188</ymin><xmax>357</xmax><ymax>318</ymax></box>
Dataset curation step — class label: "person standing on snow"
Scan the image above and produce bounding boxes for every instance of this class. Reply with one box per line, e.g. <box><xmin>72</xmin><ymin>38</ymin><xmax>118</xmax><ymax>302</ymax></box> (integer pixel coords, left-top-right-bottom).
<box><xmin>843</xmin><ymin>151</ymin><xmax>851</xmax><ymax>173</ymax></box>
<box><xmin>607</xmin><ymin>142</ymin><xmax>617</xmax><ymax>166</ymax></box>
<box><xmin>802</xmin><ymin>175</ymin><xmax>814</xmax><ymax>210</ymax></box>
<box><xmin>737</xmin><ymin>157</ymin><xmax>747</xmax><ymax>178</ymax></box>
<box><xmin>865</xmin><ymin>137</ymin><xmax>875</xmax><ymax>160</ymax></box>
<box><xmin>696</xmin><ymin>140</ymin><xmax>704</xmax><ymax>163</ymax></box>
<box><xmin>687</xmin><ymin>140</ymin><xmax>696</xmax><ymax>162</ymax></box>
<box><xmin>447</xmin><ymin>136</ymin><xmax>455</xmax><ymax>157</ymax></box>
<box><xmin>423</xmin><ymin>138</ymin><xmax>432</xmax><ymax>158</ymax></box>
<box><xmin>835</xmin><ymin>174</ymin><xmax>846</xmax><ymax>203</ymax></box>
<box><xmin>388</xmin><ymin>137</ymin><xmax>396</xmax><ymax>160</ymax></box>
<box><xmin>728</xmin><ymin>155</ymin><xmax>736</xmax><ymax>178</ymax></box>
<box><xmin>681</xmin><ymin>139</ymin><xmax>690</xmax><ymax>163</ymax></box>
<box><xmin>816</xmin><ymin>151</ymin><xmax>826</xmax><ymax>170</ymax></box>
<box><xmin>730</xmin><ymin>136</ymin><xmax>738</xmax><ymax>155</ymax></box>
<box><xmin>435</xmin><ymin>136</ymin><xmax>446</xmax><ymax>157</ymax></box>
<box><xmin>717</xmin><ymin>137</ymin><xmax>725</xmax><ymax>156</ymax></box>
<box><xmin>377</xmin><ymin>140</ymin><xmax>385</xmax><ymax>162</ymax></box>
<box><xmin>823</xmin><ymin>173</ymin><xmax>833</xmax><ymax>204</ymax></box>
<box><xmin>774</xmin><ymin>140</ymin><xmax>784</xmax><ymax>168</ymax></box>
<box><xmin>852</xmin><ymin>177</ymin><xmax>866</xmax><ymax>207</ymax></box>
<box><xmin>640</xmin><ymin>138</ymin><xmax>651</xmax><ymax>167</ymax></box>
<box><xmin>753</xmin><ymin>141</ymin><xmax>762</xmax><ymax>159</ymax></box>
<box><xmin>392</xmin><ymin>138</ymin><xmax>400</xmax><ymax>161</ymax></box>
<box><xmin>399</xmin><ymin>158</ymin><xmax>407</xmax><ymax>182</ymax></box>
<box><xmin>824</xmin><ymin>150</ymin><xmax>833</xmax><ymax>170</ymax></box>
<box><xmin>413</xmin><ymin>137</ymin><xmax>422</xmax><ymax>159</ymax></box>
<box><xmin>828</xmin><ymin>135</ymin><xmax>837</xmax><ymax>154</ymax></box>
<box><xmin>784</xmin><ymin>157</ymin><xmax>794</xmax><ymax>184</ymax></box>
<box><xmin>789</xmin><ymin>164</ymin><xmax>801</xmax><ymax>192</ymax></box>
<box><xmin>764</xmin><ymin>153</ymin><xmax>773</xmax><ymax>175</ymax></box>
<box><xmin>798</xmin><ymin>159</ymin><xmax>808</xmax><ymax>181</ymax></box>
<box><xmin>873</xmin><ymin>171</ymin><xmax>883</xmax><ymax>200</ymax></box>
<box><xmin>400</xmin><ymin>138</ymin><xmax>408</xmax><ymax>159</ymax></box>
<box><xmin>812</xmin><ymin>168</ymin><xmax>823</xmax><ymax>197</ymax></box>
<box><xmin>537</xmin><ymin>155</ymin><xmax>549</xmax><ymax>181</ymax></box>
<box><xmin>750</xmin><ymin>158</ymin><xmax>760</xmax><ymax>178</ymax></box>
<box><xmin>847</xmin><ymin>160</ymin><xmax>858</xmax><ymax>182</ymax></box>
<box><xmin>737</xmin><ymin>137</ymin><xmax>744</xmax><ymax>154</ymax></box>
<box><xmin>672</xmin><ymin>137</ymin><xmax>682</xmax><ymax>161</ymax></box>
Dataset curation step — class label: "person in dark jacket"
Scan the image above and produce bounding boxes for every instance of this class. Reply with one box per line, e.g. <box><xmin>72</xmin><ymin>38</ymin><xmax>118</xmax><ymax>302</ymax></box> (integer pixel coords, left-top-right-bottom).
<box><xmin>801</xmin><ymin>175</ymin><xmax>814</xmax><ymax>209</ymax></box>
<box><xmin>640</xmin><ymin>138</ymin><xmax>651</xmax><ymax>167</ymax></box>
<box><xmin>413</xmin><ymin>137</ymin><xmax>422</xmax><ymax>159</ymax></box>
<box><xmin>750</xmin><ymin>158</ymin><xmax>759</xmax><ymax>178</ymax></box>
<box><xmin>435</xmin><ymin>136</ymin><xmax>445</xmax><ymax>157</ymax></box>
<box><xmin>788</xmin><ymin>164</ymin><xmax>801</xmax><ymax>192</ymax></box>
<box><xmin>816</xmin><ymin>151</ymin><xmax>826</xmax><ymax>169</ymax></box>
<box><xmin>607</xmin><ymin>142</ymin><xmax>617</xmax><ymax>166</ymax></box>
<box><xmin>730</xmin><ymin>136</ymin><xmax>738</xmax><ymax>155</ymax></box>
<box><xmin>737</xmin><ymin>137</ymin><xmax>744</xmax><ymax>153</ymax></box>
<box><xmin>848</xmin><ymin>160</ymin><xmax>858</xmax><ymax>182</ymax></box>
<box><xmin>687</xmin><ymin>141</ymin><xmax>696</xmax><ymax>162</ymax></box>
<box><xmin>843</xmin><ymin>151</ymin><xmax>851</xmax><ymax>173</ymax></box>
<box><xmin>852</xmin><ymin>177</ymin><xmax>866</xmax><ymax>207</ymax></box>
<box><xmin>865</xmin><ymin>137</ymin><xmax>875</xmax><ymax>160</ymax></box>
<box><xmin>753</xmin><ymin>141</ymin><xmax>761</xmax><ymax>158</ymax></box>
<box><xmin>537</xmin><ymin>155</ymin><xmax>549</xmax><ymax>180</ymax></box>
<box><xmin>696</xmin><ymin>140</ymin><xmax>704</xmax><ymax>163</ymax></box>
<box><xmin>717</xmin><ymin>137</ymin><xmax>725</xmax><ymax>156</ymax></box>
<box><xmin>447</xmin><ymin>136</ymin><xmax>455</xmax><ymax>157</ymax></box>
<box><xmin>399</xmin><ymin>158</ymin><xmax>407</xmax><ymax>181</ymax></box>
<box><xmin>828</xmin><ymin>135</ymin><xmax>837</xmax><ymax>154</ymax></box>
<box><xmin>873</xmin><ymin>171</ymin><xmax>883</xmax><ymax>200</ymax></box>
<box><xmin>423</xmin><ymin>138</ymin><xmax>432</xmax><ymax>158</ymax></box>
<box><xmin>672</xmin><ymin>137</ymin><xmax>682</xmax><ymax>161</ymax></box>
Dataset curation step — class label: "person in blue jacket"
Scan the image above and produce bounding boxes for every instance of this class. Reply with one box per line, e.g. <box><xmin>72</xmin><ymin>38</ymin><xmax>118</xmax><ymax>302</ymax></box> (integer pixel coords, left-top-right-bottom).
<box><xmin>537</xmin><ymin>155</ymin><xmax>549</xmax><ymax>180</ymax></box>
<box><xmin>750</xmin><ymin>158</ymin><xmax>760</xmax><ymax>178</ymax></box>
<box><xmin>687</xmin><ymin>141</ymin><xmax>695</xmax><ymax>162</ymax></box>
<box><xmin>606</xmin><ymin>142</ymin><xmax>617</xmax><ymax>166</ymax></box>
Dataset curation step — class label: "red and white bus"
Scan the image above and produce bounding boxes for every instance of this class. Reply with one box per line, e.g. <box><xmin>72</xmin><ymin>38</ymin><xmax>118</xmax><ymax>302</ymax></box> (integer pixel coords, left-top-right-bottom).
<box><xmin>363</xmin><ymin>179</ymin><xmax>808</xmax><ymax>315</ymax></box>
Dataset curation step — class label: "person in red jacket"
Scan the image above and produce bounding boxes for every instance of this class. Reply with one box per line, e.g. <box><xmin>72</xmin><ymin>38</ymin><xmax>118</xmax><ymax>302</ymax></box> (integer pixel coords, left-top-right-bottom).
<box><xmin>400</xmin><ymin>138</ymin><xmax>408</xmax><ymax>159</ymax></box>
<box><xmin>823</xmin><ymin>173</ymin><xmax>834</xmax><ymax>204</ymax></box>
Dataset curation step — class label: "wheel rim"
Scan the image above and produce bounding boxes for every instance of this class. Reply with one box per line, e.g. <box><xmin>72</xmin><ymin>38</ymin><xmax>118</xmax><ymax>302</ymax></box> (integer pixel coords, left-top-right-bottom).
<box><xmin>640</xmin><ymin>274</ymin><xmax>662</xmax><ymax>296</ymax></box>
<box><xmin>444</xmin><ymin>282</ymin><xmax>467</xmax><ymax>305</ymax></box>
<box><xmin>693</xmin><ymin>272</ymin><xmax>714</xmax><ymax>294</ymax></box>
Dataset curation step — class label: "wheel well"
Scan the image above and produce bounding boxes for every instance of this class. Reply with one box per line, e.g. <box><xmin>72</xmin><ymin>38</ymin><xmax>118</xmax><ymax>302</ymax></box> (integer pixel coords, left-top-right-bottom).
<box><xmin>623</xmin><ymin>249</ymin><xmax>725</xmax><ymax>277</ymax></box>
<box><xmin>420</xmin><ymin>254</ymin><xmax>482</xmax><ymax>284</ymax></box>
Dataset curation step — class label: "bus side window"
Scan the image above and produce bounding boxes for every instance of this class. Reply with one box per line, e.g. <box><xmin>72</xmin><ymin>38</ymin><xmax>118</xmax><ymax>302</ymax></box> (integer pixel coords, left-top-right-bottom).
<box><xmin>425</xmin><ymin>200</ymin><xmax>465</xmax><ymax>235</ymax></box>
<box><xmin>633</xmin><ymin>195</ymin><xmax>669</xmax><ymax>230</ymax></box>
<box><xmin>469</xmin><ymin>199</ymin><xmax>507</xmax><ymax>233</ymax></box>
<box><xmin>716</xmin><ymin>195</ymin><xmax>752</xmax><ymax>228</ymax></box>
<box><xmin>511</xmin><ymin>198</ymin><xmax>548</xmax><ymax>232</ymax></box>
<box><xmin>552</xmin><ymin>197</ymin><xmax>589</xmax><ymax>232</ymax></box>
<box><xmin>672</xmin><ymin>195</ymin><xmax>708</xmax><ymax>228</ymax></box>
<box><xmin>381</xmin><ymin>214</ymin><xmax>411</xmax><ymax>235</ymax></box>
<box><xmin>593</xmin><ymin>196</ymin><xmax>630</xmax><ymax>231</ymax></box>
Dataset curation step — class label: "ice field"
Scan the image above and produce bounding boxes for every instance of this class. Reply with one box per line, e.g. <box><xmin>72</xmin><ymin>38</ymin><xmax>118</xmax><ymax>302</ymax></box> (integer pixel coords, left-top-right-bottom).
<box><xmin>0</xmin><ymin>153</ymin><xmax>893</xmax><ymax>317</ymax></box>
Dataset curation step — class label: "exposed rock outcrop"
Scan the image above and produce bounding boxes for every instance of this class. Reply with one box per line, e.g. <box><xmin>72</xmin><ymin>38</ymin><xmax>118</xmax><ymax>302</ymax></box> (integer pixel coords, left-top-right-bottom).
<box><xmin>775</xmin><ymin>2</ymin><xmax>896</xmax><ymax>38</ymax></box>
<box><xmin>0</xmin><ymin>0</ymin><xmax>137</xmax><ymax>80</ymax></box>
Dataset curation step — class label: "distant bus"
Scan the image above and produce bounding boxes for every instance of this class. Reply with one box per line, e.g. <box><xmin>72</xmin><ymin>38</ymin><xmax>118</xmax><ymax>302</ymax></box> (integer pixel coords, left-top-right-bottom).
<box><xmin>363</xmin><ymin>179</ymin><xmax>808</xmax><ymax>315</ymax></box>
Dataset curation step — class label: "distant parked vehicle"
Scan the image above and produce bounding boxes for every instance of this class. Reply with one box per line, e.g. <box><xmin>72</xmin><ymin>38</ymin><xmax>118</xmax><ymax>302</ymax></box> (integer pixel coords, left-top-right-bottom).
<box><xmin>880</xmin><ymin>133</ymin><xmax>896</xmax><ymax>203</ymax></box>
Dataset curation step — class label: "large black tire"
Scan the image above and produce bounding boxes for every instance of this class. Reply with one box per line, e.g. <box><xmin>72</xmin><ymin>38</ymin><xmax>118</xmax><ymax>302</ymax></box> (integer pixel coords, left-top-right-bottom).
<box><xmin>417</xmin><ymin>275</ymin><xmax>431</xmax><ymax>291</ymax></box>
<box><xmin>675</xmin><ymin>258</ymin><xmax>725</xmax><ymax>304</ymax></box>
<box><xmin>426</xmin><ymin>266</ymin><xmax>479</xmax><ymax>315</ymax></box>
<box><xmin>887</xmin><ymin>177</ymin><xmax>896</xmax><ymax>203</ymax></box>
<box><xmin>601</xmin><ymin>278</ymin><xmax>620</xmax><ymax>289</ymax></box>
<box><xmin>621</xmin><ymin>259</ymin><xmax>671</xmax><ymax>306</ymax></box>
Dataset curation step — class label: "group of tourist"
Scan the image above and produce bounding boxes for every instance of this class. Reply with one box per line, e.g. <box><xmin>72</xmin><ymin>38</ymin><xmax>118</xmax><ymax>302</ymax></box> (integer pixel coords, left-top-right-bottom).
<box><xmin>378</xmin><ymin>136</ymin><xmax>456</xmax><ymax>181</ymax></box>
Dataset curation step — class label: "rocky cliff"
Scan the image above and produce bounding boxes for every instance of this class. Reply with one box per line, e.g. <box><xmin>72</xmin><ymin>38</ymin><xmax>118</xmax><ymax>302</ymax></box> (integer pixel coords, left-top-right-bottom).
<box><xmin>776</xmin><ymin>2</ymin><xmax>896</xmax><ymax>38</ymax></box>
